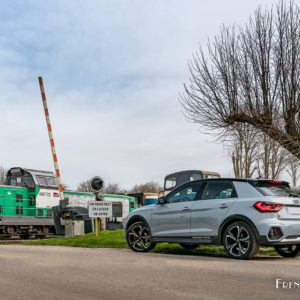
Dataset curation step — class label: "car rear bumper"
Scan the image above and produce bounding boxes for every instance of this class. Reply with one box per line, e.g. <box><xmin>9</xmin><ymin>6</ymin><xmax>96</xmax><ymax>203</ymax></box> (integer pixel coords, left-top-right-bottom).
<box><xmin>257</xmin><ymin>219</ymin><xmax>300</xmax><ymax>245</ymax></box>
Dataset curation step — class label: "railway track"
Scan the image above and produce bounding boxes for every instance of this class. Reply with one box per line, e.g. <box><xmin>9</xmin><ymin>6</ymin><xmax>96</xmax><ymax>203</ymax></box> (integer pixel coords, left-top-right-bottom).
<box><xmin>0</xmin><ymin>235</ymin><xmax>60</xmax><ymax>243</ymax></box>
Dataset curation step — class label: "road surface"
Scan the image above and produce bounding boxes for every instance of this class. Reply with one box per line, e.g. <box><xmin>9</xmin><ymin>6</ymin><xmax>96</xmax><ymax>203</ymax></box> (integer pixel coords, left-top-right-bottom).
<box><xmin>0</xmin><ymin>245</ymin><xmax>299</xmax><ymax>299</ymax></box>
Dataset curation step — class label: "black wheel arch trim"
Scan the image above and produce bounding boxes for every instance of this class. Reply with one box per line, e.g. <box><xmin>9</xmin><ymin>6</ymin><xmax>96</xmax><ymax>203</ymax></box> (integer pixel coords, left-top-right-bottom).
<box><xmin>126</xmin><ymin>215</ymin><xmax>151</xmax><ymax>232</ymax></box>
<box><xmin>217</xmin><ymin>215</ymin><xmax>260</xmax><ymax>244</ymax></box>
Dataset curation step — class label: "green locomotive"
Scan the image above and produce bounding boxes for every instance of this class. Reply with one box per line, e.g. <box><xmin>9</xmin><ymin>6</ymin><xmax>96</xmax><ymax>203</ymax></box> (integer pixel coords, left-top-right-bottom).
<box><xmin>0</xmin><ymin>167</ymin><xmax>136</xmax><ymax>238</ymax></box>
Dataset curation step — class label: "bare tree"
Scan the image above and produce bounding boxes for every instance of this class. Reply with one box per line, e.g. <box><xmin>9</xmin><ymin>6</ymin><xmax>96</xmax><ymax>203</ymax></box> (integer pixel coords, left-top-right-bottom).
<box><xmin>286</xmin><ymin>156</ymin><xmax>300</xmax><ymax>186</ymax></box>
<box><xmin>76</xmin><ymin>180</ymin><xmax>91</xmax><ymax>192</ymax></box>
<box><xmin>227</xmin><ymin>124</ymin><xmax>258</xmax><ymax>178</ymax></box>
<box><xmin>62</xmin><ymin>183</ymin><xmax>69</xmax><ymax>190</ymax></box>
<box><xmin>0</xmin><ymin>166</ymin><xmax>7</xmax><ymax>185</ymax></box>
<box><xmin>130</xmin><ymin>181</ymin><xmax>163</xmax><ymax>193</ymax></box>
<box><xmin>256</xmin><ymin>133</ymin><xmax>288</xmax><ymax>179</ymax></box>
<box><xmin>227</xmin><ymin>125</ymin><xmax>288</xmax><ymax>179</ymax></box>
<box><xmin>103</xmin><ymin>183</ymin><xmax>127</xmax><ymax>195</ymax></box>
<box><xmin>181</xmin><ymin>1</ymin><xmax>300</xmax><ymax>159</ymax></box>
<box><xmin>76</xmin><ymin>180</ymin><xmax>126</xmax><ymax>194</ymax></box>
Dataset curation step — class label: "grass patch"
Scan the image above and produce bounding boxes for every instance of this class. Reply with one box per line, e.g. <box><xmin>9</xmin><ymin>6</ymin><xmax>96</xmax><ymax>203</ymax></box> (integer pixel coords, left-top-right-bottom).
<box><xmin>24</xmin><ymin>230</ymin><xmax>128</xmax><ymax>248</ymax></box>
<box><xmin>24</xmin><ymin>230</ymin><xmax>279</xmax><ymax>257</ymax></box>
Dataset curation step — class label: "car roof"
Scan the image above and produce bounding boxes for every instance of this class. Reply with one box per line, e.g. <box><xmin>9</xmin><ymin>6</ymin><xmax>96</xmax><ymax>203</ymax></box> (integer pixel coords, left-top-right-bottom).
<box><xmin>189</xmin><ymin>178</ymin><xmax>290</xmax><ymax>185</ymax></box>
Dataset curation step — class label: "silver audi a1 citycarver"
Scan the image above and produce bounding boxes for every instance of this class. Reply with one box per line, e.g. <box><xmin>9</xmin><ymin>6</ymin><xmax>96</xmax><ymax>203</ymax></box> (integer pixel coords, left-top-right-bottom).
<box><xmin>124</xmin><ymin>179</ymin><xmax>300</xmax><ymax>259</ymax></box>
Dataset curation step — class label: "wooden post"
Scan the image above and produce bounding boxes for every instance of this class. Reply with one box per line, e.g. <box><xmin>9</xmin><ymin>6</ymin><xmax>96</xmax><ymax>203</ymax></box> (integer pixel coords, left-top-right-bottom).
<box><xmin>101</xmin><ymin>218</ymin><xmax>106</xmax><ymax>231</ymax></box>
<box><xmin>95</xmin><ymin>218</ymin><xmax>100</xmax><ymax>236</ymax></box>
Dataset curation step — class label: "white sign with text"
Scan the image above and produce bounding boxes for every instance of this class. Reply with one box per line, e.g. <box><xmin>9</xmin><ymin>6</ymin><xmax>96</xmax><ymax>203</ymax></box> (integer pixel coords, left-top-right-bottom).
<box><xmin>88</xmin><ymin>201</ymin><xmax>113</xmax><ymax>218</ymax></box>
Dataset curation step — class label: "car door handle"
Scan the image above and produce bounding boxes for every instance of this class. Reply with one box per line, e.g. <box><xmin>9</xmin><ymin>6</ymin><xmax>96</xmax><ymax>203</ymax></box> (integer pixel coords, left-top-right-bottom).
<box><xmin>182</xmin><ymin>207</ymin><xmax>190</xmax><ymax>212</ymax></box>
<box><xmin>219</xmin><ymin>204</ymin><xmax>228</xmax><ymax>209</ymax></box>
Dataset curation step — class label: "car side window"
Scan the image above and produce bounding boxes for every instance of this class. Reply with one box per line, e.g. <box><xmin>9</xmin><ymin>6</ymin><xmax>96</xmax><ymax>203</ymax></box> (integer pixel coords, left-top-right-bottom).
<box><xmin>167</xmin><ymin>183</ymin><xmax>202</xmax><ymax>203</ymax></box>
<box><xmin>202</xmin><ymin>181</ymin><xmax>237</xmax><ymax>200</ymax></box>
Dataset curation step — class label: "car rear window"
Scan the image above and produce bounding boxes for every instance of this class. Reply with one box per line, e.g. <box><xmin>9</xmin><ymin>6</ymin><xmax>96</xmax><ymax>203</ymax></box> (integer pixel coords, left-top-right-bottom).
<box><xmin>253</xmin><ymin>181</ymin><xmax>292</xmax><ymax>197</ymax></box>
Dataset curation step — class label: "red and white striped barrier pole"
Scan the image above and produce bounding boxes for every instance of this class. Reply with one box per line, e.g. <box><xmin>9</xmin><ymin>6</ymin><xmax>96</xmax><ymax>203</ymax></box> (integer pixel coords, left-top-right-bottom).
<box><xmin>38</xmin><ymin>76</ymin><xmax>64</xmax><ymax>201</ymax></box>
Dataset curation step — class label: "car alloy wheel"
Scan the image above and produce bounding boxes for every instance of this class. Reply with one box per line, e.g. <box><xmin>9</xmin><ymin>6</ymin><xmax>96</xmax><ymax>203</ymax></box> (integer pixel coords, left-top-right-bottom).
<box><xmin>126</xmin><ymin>221</ymin><xmax>156</xmax><ymax>252</ymax></box>
<box><xmin>223</xmin><ymin>221</ymin><xmax>258</xmax><ymax>259</ymax></box>
<box><xmin>274</xmin><ymin>245</ymin><xmax>300</xmax><ymax>257</ymax></box>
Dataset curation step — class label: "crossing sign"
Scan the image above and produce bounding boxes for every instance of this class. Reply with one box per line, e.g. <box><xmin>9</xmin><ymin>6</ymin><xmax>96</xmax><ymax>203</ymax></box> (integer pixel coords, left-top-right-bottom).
<box><xmin>88</xmin><ymin>201</ymin><xmax>112</xmax><ymax>218</ymax></box>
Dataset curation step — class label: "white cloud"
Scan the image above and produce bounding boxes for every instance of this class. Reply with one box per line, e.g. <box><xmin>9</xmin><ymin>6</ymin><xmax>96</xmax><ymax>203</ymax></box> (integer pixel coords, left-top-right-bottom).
<box><xmin>0</xmin><ymin>0</ymin><xmax>285</xmax><ymax>189</ymax></box>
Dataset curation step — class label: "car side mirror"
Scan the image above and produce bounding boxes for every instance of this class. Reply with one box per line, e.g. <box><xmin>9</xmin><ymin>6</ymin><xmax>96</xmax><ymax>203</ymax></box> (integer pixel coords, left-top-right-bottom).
<box><xmin>157</xmin><ymin>196</ymin><xmax>166</xmax><ymax>205</ymax></box>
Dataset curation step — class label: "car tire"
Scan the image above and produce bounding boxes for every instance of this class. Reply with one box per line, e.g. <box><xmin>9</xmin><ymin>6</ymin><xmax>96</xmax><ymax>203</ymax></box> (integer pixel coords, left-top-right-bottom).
<box><xmin>274</xmin><ymin>245</ymin><xmax>300</xmax><ymax>257</ymax></box>
<box><xmin>223</xmin><ymin>221</ymin><xmax>258</xmax><ymax>259</ymax></box>
<box><xmin>179</xmin><ymin>243</ymin><xmax>200</xmax><ymax>250</ymax></box>
<box><xmin>126</xmin><ymin>221</ymin><xmax>156</xmax><ymax>252</ymax></box>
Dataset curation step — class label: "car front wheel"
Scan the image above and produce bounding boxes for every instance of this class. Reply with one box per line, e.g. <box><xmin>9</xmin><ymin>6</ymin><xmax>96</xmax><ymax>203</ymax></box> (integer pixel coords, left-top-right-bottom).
<box><xmin>126</xmin><ymin>221</ymin><xmax>156</xmax><ymax>252</ymax></box>
<box><xmin>223</xmin><ymin>221</ymin><xmax>258</xmax><ymax>259</ymax></box>
<box><xmin>274</xmin><ymin>245</ymin><xmax>300</xmax><ymax>257</ymax></box>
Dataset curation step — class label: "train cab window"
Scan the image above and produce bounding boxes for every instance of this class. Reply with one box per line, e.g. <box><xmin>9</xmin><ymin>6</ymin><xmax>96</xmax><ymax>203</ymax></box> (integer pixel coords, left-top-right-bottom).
<box><xmin>165</xmin><ymin>177</ymin><xmax>176</xmax><ymax>189</ymax></box>
<box><xmin>46</xmin><ymin>177</ymin><xmax>56</xmax><ymax>186</ymax></box>
<box><xmin>37</xmin><ymin>176</ymin><xmax>56</xmax><ymax>187</ymax></box>
<box><xmin>7</xmin><ymin>177</ymin><xmax>21</xmax><ymax>187</ymax></box>
<box><xmin>37</xmin><ymin>177</ymin><xmax>47</xmax><ymax>186</ymax></box>
<box><xmin>22</xmin><ymin>174</ymin><xmax>35</xmax><ymax>189</ymax></box>
<box><xmin>8</xmin><ymin>178</ymin><xmax>17</xmax><ymax>186</ymax></box>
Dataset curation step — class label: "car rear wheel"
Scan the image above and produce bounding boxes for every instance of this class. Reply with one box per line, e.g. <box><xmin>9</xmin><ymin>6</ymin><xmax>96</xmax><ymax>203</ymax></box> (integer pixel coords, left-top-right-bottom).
<box><xmin>179</xmin><ymin>243</ymin><xmax>200</xmax><ymax>250</ymax></box>
<box><xmin>126</xmin><ymin>221</ymin><xmax>156</xmax><ymax>252</ymax></box>
<box><xmin>274</xmin><ymin>245</ymin><xmax>300</xmax><ymax>257</ymax></box>
<box><xmin>223</xmin><ymin>221</ymin><xmax>258</xmax><ymax>259</ymax></box>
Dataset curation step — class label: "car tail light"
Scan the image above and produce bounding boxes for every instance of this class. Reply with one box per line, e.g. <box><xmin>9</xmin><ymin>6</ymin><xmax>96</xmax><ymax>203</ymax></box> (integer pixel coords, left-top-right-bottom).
<box><xmin>269</xmin><ymin>181</ymin><xmax>283</xmax><ymax>184</ymax></box>
<box><xmin>253</xmin><ymin>201</ymin><xmax>284</xmax><ymax>213</ymax></box>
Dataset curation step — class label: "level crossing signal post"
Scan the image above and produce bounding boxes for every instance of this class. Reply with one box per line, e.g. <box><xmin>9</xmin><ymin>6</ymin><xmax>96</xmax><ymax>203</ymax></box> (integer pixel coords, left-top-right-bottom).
<box><xmin>88</xmin><ymin>176</ymin><xmax>107</xmax><ymax>236</ymax></box>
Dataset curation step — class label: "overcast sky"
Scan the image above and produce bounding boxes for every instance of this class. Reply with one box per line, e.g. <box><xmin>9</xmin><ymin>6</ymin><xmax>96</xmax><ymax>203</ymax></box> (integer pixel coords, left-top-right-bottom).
<box><xmin>0</xmin><ymin>0</ymin><xmax>284</xmax><ymax>189</ymax></box>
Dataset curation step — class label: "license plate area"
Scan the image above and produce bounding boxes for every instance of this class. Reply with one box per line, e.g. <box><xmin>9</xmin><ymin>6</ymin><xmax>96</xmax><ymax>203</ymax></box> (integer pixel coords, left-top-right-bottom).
<box><xmin>286</xmin><ymin>206</ymin><xmax>300</xmax><ymax>215</ymax></box>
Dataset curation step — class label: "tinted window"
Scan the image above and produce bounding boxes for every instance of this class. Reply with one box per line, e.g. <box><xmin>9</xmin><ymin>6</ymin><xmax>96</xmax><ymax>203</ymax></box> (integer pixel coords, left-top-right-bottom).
<box><xmin>254</xmin><ymin>182</ymin><xmax>292</xmax><ymax>197</ymax></box>
<box><xmin>203</xmin><ymin>181</ymin><xmax>237</xmax><ymax>200</ymax></box>
<box><xmin>167</xmin><ymin>183</ymin><xmax>201</xmax><ymax>203</ymax></box>
<box><xmin>165</xmin><ymin>177</ymin><xmax>176</xmax><ymax>189</ymax></box>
